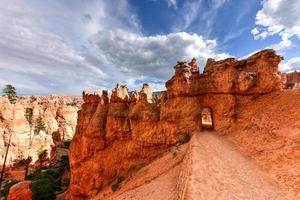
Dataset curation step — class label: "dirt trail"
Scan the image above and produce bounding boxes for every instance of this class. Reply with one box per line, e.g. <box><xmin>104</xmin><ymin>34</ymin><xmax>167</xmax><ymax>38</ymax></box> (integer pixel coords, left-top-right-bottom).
<box><xmin>93</xmin><ymin>131</ymin><xmax>292</xmax><ymax>200</ymax></box>
<box><xmin>183</xmin><ymin>131</ymin><xmax>288</xmax><ymax>200</ymax></box>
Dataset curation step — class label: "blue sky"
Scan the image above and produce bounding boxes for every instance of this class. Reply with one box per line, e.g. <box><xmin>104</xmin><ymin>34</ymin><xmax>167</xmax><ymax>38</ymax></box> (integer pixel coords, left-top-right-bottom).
<box><xmin>0</xmin><ymin>0</ymin><xmax>299</xmax><ymax>95</ymax></box>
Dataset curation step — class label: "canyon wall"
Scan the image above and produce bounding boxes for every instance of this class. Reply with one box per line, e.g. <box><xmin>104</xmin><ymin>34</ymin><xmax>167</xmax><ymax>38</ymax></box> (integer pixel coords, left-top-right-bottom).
<box><xmin>69</xmin><ymin>49</ymin><xmax>283</xmax><ymax>199</ymax></box>
<box><xmin>281</xmin><ymin>71</ymin><xmax>300</xmax><ymax>89</ymax></box>
<box><xmin>0</xmin><ymin>96</ymin><xmax>81</xmax><ymax>165</ymax></box>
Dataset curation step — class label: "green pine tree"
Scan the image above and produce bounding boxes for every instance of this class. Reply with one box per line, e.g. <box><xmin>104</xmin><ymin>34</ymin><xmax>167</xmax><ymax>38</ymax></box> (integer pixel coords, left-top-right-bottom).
<box><xmin>24</xmin><ymin>108</ymin><xmax>33</xmax><ymax>126</ymax></box>
<box><xmin>2</xmin><ymin>84</ymin><xmax>17</xmax><ymax>104</ymax></box>
<box><xmin>34</xmin><ymin>116</ymin><xmax>46</xmax><ymax>134</ymax></box>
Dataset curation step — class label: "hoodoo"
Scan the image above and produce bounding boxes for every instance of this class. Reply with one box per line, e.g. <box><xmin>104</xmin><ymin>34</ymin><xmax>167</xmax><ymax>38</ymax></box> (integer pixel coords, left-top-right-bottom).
<box><xmin>69</xmin><ymin>49</ymin><xmax>283</xmax><ymax>199</ymax></box>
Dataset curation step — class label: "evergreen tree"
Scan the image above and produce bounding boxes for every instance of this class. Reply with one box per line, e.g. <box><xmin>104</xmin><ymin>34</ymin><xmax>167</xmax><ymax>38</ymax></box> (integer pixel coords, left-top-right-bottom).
<box><xmin>25</xmin><ymin>108</ymin><xmax>34</xmax><ymax>146</ymax></box>
<box><xmin>34</xmin><ymin>116</ymin><xmax>46</xmax><ymax>134</ymax></box>
<box><xmin>24</xmin><ymin>108</ymin><xmax>33</xmax><ymax>126</ymax></box>
<box><xmin>24</xmin><ymin>108</ymin><xmax>34</xmax><ymax>180</ymax></box>
<box><xmin>2</xmin><ymin>84</ymin><xmax>16</xmax><ymax>104</ymax></box>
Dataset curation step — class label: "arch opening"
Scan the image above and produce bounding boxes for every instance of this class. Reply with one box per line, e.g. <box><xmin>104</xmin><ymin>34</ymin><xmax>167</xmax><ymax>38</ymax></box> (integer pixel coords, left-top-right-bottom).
<box><xmin>201</xmin><ymin>107</ymin><xmax>213</xmax><ymax>130</ymax></box>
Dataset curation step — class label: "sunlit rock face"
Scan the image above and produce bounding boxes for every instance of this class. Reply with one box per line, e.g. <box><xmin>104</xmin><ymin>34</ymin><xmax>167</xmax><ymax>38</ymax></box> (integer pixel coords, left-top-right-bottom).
<box><xmin>69</xmin><ymin>49</ymin><xmax>283</xmax><ymax>200</ymax></box>
<box><xmin>281</xmin><ymin>71</ymin><xmax>300</xmax><ymax>89</ymax></box>
<box><xmin>0</xmin><ymin>96</ymin><xmax>82</xmax><ymax>165</ymax></box>
<box><xmin>166</xmin><ymin>49</ymin><xmax>282</xmax><ymax>98</ymax></box>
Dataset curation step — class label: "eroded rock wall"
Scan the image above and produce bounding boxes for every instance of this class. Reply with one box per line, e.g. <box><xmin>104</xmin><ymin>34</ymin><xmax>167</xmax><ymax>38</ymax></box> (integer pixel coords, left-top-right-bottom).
<box><xmin>69</xmin><ymin>49</ymin><xmax>283</xmax><ymax>199</ymax></box>
<box><xmin>281</xmin><ymin>71</ymin><xmax>300</xmax><ymax>89</ymax></box>
<box><xmin>0</xmin><ymin>96</ymin><xmax>81</xmax><ymax>164</ymax></box>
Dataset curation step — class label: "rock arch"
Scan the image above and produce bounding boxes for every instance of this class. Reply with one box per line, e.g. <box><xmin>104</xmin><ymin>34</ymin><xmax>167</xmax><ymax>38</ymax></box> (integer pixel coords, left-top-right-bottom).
<box><xmin>201</xmin><ymin>107</ymin><xmax>213</xmax><ymax>129</ymax></box>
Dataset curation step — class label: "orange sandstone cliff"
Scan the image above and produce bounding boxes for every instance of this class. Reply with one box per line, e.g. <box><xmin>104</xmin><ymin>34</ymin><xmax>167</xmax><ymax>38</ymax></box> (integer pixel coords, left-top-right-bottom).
<box><xmin>281</xmin><ymin>70</ymin><xmax>300</xmax><ymax>89</ymax></box>
<box><xmin>69</xmin><ymin>49</ymin><xmax>284</xmax><ymax>199</ymax></box>
<box><xmin>0</xmin><ymin>96</ymin><xmax>81</xmax><ymax>165</ymax></box>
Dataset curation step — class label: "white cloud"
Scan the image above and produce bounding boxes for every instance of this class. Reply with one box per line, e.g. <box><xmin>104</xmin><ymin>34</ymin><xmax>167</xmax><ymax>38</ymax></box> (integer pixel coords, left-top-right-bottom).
<box><xmin>0</xmin><ymin>0</ymin><xmax>137</xmax><ymax>95</ymax></box>
<box><xmin>252</xmin><ymin>0</ymin><xmax>300</xmax><ymax>51</ymax></box>
<box><xmin>89</xmin><ymin>30</ymin><xmax>229</xmax><ymax>81</ymax></box>
<box><xmin>280</xmin><ymin>57</ymin><xmax>300</xmax><ymax>72</ymax></box>
<box><xmin>0</xmin><ymin>0</ymin><xmax>229</xmax><ymax>94</ymax></box>
<box><xmin>251</xmin><ymin>27</ymin><xmax>259</xmax><ymax>35</ymax></box>
<box><xmin>166</xmin><ymin>0</ymin><xmax>177</xmax><ymax>8</ymax></box>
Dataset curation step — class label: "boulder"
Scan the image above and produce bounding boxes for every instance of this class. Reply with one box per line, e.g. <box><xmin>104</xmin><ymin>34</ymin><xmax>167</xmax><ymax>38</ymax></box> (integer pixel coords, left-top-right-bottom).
<box><xmin>7</xmin><ymin>181</ymin><xmax>32</xmax><ymax>200</ymax></box>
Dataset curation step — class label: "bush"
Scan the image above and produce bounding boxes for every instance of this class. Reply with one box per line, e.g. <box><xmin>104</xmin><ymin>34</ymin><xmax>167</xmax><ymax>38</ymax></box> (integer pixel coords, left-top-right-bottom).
<box><xmin>29</xmin><ymin>169</ymin><xmax>61</xmax><ymax>200</ymax></box>
<box><xmin>31</xmin><ymin>178</ymin><xmax>56</xmax><ymax>200</ymax></box>
<box><xmin>27</xmin><ymin>171</ymin><xmax>41</xmax><ymax>180</ymax></box>
<box><xmin>59</xmin><ymin>155</ymin><xmax>70</xmax><ymax>172</ymax></box>
<box><xmin>1</xmin><ymin>180</ymin><xmax>19</xmax><ymax>199</ymax></box>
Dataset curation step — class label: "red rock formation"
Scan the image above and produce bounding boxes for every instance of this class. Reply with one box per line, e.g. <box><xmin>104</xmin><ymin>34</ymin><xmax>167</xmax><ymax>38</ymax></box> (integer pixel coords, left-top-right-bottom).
<box><xmin>281</xmin><ymin>70</ymin><xmax>300</xmax><ymax>89</ymax></box>
<box><xmin>7</xmin><ymin>181</ymin><xmax>32</xmax><ymax>200</ymax></box>
<box><xmin>166</xmin><ymin>49</ymin><xmax>282</xmax><ymax>98</ymax></box>
<box><xmin>69</xmin><ymin>49</ymin><xmax>283</xmax><ymax>199</ymax></box>
<box><xmin>0</xmin><ymin>96</ymin><xmax>81</xmax><ymax>165</ymax></box>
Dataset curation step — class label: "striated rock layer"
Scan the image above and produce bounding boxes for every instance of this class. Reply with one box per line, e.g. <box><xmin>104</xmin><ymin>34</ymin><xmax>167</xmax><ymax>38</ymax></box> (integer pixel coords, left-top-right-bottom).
<box><xmin>69</xmin><ymin>49</ymin><xmax>283</xmax><ymax>199</ymax></box>
<box><xmin>0</xmin><ymin>96</ymin><xmax>81</xmax><ymax>165</ymax></box>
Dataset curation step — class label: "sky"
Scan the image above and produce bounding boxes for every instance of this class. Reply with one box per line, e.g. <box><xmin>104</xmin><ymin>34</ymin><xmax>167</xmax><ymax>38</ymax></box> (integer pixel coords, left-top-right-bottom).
<box><xmin>0</xmin><ymin>0</ymin><xmax>299</xmax><ymax>95</ymax></box>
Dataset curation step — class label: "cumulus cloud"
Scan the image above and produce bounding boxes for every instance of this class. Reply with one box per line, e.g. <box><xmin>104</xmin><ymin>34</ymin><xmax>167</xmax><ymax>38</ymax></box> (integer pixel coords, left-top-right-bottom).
<box><xmin>251</xmin><ymin>0</ymin><xmax>300</xmax><ymax>51</ymax></box>
<box><xmin>89</xmin><ymin>30</ymin><xmax>229</xmax><ymax>81</ymax></box>
<box><xmin>0</xmin><ymin>0</ymin><xmax>228</xmax><ymax>94</ymax></box>
<box><xmin>280</xmin><ymin>57</ymin><xmax>300</xmax><ymax>72</ymax></box>
<box><xmin>0</xmin><ymin>0</ymin><xmax>138</xmax><ymax>95</ymax></box>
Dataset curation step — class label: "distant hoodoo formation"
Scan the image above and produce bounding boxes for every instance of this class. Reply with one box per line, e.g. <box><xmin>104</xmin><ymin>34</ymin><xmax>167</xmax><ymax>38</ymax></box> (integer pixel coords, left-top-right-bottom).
<box><xmin>281</xmin><ymin>70</ymin><xmax>300</xmax><ymax>89</ymax></box>
<box><xmin>0</xmin><ymin>96</ymin><xmax>81</xmax><ymax>165</ymax></box>
<box><xmin>69</xmin><ymin>49</ymin><xmax>283</xmax><ymax>199</ymax></box>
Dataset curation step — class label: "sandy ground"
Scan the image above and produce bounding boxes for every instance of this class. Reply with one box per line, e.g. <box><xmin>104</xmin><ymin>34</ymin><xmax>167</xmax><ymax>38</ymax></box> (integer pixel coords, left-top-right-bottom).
<box><xmin>93</xmin><ymin>131</ymin><xmax>293</xmax><ymax>200</ymax></box>
<box><xmin>184</xmin><ymin>132</ymin><xmax>288</xmax><ymax>200</ymax></box>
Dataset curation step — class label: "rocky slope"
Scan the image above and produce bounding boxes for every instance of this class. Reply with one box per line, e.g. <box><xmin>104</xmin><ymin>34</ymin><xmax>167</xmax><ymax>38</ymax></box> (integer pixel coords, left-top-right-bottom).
<box><xmin>69</xmin><ymin>49</ymin><xmax>286</xmax><ymax>199</ymax></box>
<box><xmin>226</xmin><ymin>89</ymin><xmax>300</xmax><ymax>197</ymax></box>
<box><xmin>0</xmin><ymin>96</ymin><xmax>81</xmax><ymax>165</ymax></box>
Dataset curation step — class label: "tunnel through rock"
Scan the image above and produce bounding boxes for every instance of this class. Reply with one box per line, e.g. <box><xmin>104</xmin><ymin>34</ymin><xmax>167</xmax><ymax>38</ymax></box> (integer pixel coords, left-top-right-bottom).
<box><xmin>201</xmin><ymin>107</ymin><xmax>213</xmax><ymax>129</ymax></box>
